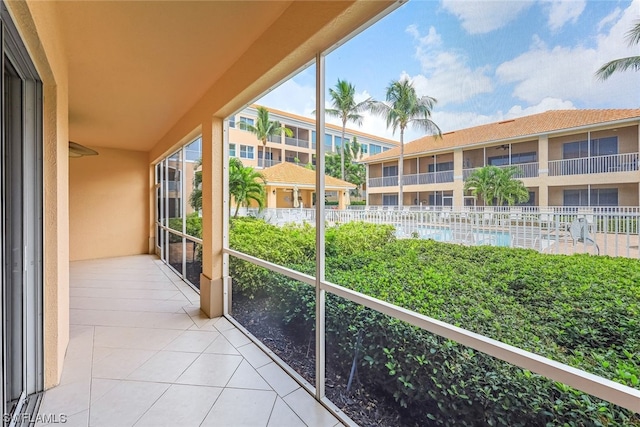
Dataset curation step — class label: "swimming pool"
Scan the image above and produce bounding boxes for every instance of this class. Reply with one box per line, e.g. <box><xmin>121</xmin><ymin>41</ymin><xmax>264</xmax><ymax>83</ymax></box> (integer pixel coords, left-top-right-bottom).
<box><xmin>395</xmin><ymin>225</ymin><xmax>512</xmax><ymax>247</ymax></box>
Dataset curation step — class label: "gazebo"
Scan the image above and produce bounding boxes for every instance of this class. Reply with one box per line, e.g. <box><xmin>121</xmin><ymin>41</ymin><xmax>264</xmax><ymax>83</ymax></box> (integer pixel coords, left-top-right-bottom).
<box><xmin>261</xmin><ymin>162</ymin><xmax>355</xmax><ymax>209</ymax></box>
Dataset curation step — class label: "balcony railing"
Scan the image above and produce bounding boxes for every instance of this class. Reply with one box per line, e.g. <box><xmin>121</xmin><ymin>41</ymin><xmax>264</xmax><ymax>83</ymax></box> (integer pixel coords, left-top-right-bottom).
<box><xmin>368</xmin><ymin>175</ymin><xmax>398</xmax><ymax>187</ymax></box>
<box><xmin>285</xmin><ymin>136</ymin><xmax>309</xmax><ymax>149</ymax></box>
<box><xmin>549</xmin><ymin>152</ymin><xmax>639</xmax><ymax>176</ymax></box>
<box><xmin>370</xmin><ymin>171</ymin><xmax>454</xmax><ymax>187</ymax></box>
<box><xmin>257</xmin><ymin>158</ymin><xmax>281</xmax><ymax>168</ymax></box>
<box><xmin>463</xmin><ymin>162</ymin><xmax>539</xmax><ymax>180</ymax></box>
<box><xmin>415</xmin><ymin>170</ymin><xmax>454</xmax><ymax>184</ymax></box>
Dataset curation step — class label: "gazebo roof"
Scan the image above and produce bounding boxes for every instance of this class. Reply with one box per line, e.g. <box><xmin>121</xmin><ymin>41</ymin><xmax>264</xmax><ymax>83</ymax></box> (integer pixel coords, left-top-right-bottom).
<box><xmin>261</xmin><ymin>162</ymin><xmax>355</xmax><ymax>190</ymax></box>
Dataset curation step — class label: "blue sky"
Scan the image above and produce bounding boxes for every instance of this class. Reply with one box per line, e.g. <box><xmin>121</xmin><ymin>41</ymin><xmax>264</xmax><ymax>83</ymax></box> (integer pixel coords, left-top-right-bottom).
<box><xmin>259</xmin><ymin>0</ymin><xmax>640</xmax><ymax>142</ymax></box>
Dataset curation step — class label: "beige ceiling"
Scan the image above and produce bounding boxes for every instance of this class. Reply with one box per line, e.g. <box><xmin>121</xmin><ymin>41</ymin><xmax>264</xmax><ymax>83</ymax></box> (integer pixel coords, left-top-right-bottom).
<box><xmin>56</xmin><ymin>1</ymin><xmax>397</xmax><ymax>152</ymax></box>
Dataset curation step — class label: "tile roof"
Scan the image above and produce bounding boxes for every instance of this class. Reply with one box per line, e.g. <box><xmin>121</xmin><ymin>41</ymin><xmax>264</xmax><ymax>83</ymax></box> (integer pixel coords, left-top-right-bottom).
<box><xmin>261</xmin><ymin>162</ymin><xmax>355</xmax><ymax>189</ymax></box>
<box><xmin>362</xmin><ymin>109</ymin><xmax>640</xmax><ymax>163</ymax></box>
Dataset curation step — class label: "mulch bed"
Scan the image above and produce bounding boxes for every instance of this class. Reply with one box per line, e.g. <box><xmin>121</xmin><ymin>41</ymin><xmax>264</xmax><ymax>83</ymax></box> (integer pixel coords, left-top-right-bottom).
<box><xmin>231</xmin><ymin>293</ymin><xmax>427</xmax><ymax>427</ymax></box>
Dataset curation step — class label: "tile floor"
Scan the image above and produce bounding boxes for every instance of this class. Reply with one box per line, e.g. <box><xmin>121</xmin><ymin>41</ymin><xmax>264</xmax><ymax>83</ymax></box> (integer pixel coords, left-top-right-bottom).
<box><xmin>37</xmin><ymin>255</ymin><xmax>342</xmax><ymax>427</ymax></box>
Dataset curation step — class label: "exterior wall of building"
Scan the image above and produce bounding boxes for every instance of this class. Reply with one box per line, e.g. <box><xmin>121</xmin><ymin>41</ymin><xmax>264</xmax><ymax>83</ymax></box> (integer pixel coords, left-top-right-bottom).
<box><xmin>228</xmin><ymin>107</ymin><xmax>398</xmax><ymax>171</ymax></box>
<box><xmin>549</xmin><ymin>183</ymin><xmax>639</xmax><ymax>206</ymax></box>
<box><xmin>70</xmin><ymin>147</ymin><xmax>150</xmax><ymax>261</ymax></box>
<box><xmin>10</xmin><ymin>0</ymin><xmax>71</xmax><ymax>388</ymax></box>
<box><xmin>367</xmin><ymin>122</ymin><xmax>640</xmax><ymax>208</ymax></box>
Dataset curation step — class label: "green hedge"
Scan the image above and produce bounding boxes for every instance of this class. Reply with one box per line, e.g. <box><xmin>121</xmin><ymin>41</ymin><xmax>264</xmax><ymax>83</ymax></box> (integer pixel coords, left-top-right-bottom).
<box><xmin>229</xmin><ymin>218</ymin><xmax>640</xmax><ymax>425</ymax></box>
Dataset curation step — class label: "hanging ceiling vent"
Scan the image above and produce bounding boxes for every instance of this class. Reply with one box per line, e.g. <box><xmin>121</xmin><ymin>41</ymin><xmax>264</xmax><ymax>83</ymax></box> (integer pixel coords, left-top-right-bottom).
<box><xmin>69</xmin><ymin>141</ymin><xmax>98</xmax><ymax>158</ymax></box>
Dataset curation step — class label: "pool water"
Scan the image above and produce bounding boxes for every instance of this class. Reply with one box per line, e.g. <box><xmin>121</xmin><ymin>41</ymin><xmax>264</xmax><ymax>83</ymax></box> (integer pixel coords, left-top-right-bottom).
<box><xmin>396</xmin><ymin>225</ymin><xmax>512</xmax><ymax>247</ymax></box>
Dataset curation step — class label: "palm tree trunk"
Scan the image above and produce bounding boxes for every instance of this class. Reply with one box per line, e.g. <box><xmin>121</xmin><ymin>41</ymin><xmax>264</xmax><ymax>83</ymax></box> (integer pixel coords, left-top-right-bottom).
<box><xmin>340</xmin><ymin>119</ymin><xmax>346</xmax><ymax>180</ymax></box>
<box><xmin>234</xmin><ymin>202</ymin><xmax>240</xmax><ymax>218</ymax></box>
<box><xmin>398</xmin><ymin>129</ymin><xmax>404</xmax><ymax>208</ymax></box>
<box><xmin>263</xmin><ymin>141</ymin><xmax>268</xmax><ymax>167</ymax></box>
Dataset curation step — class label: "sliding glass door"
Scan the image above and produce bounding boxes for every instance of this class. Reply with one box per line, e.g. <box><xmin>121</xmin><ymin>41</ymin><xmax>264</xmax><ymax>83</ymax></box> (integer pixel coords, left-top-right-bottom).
<box><xmin>1</xmin><ymin>4</ymin><xmax>43</xmax><ymax>425</ymax></box>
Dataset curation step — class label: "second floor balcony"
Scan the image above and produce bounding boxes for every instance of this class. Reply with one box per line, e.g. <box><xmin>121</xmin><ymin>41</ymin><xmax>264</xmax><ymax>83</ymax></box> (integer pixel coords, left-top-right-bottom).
<box><xmin>369</xmin><ymin>170</ymin><xmax>454</xmax><ymax>188</ymax></box>
<box><xmin>284</xmin><ymin>136</ymin><xmax>309</xmax><ymax>149</ymax></box>
<box><xmin>463</xmin><ymin>162</ymin><xmax>539</xmax><ymax>180</ymax></box>
<box><xmin>549</xmin><ymin>152</ymin><xmax>639</xmax><ymax>176</ymax></box>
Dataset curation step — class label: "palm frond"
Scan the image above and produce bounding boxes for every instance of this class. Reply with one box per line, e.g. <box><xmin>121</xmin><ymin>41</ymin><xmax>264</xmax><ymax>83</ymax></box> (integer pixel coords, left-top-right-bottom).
<box><xmin>596</xmin><ymin>56</ymin><xmax>640</xmax><ymax>81</ymax></box>
<box><xmin>626</xmin><ymin>21</ymin><xmax>640</xmax><ymax>46</ymax></box>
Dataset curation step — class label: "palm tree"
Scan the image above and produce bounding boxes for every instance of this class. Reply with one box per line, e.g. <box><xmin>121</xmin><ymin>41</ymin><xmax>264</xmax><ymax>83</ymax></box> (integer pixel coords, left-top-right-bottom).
<box><xmin>371</xmin><ymin>79</ymin><xmax>441</xmax><ymax>208</ymax></box>
<box><xmin>229</xmin><ymin>158</ymin><xmax>266</xmax><ymax>217</ymax></box>
<box><xmin>464</xmin><ymin>165</ymin><xmax>498</xmax><ymax>206</ymax></box>
<box><xmin>464</xmin><ymin>165</ymin><xmax>529</xmax><ymax>206</ymax></box>
<box><xmin>596</xmin><ymin>21</ymin><xmax>640</xmax><ymax>80</ymax></box>
<box><xmin>240</xmin><ymin>106</ymin><xmax>293</xmax><ymax>167</ymax></box>
<box><xmin>325</xmin><ymin>79</ymin><xmax>372</xmax><ymax>180</ymax></box>
<box><xmin>188</xmin><ymin>158</ymin><xmax>202</xmax><ymax>211</ymax></box>
<box><xmin>345</xmin><ymin>136</ymin><xmax>363</xmax><ymax>161</ymax></box>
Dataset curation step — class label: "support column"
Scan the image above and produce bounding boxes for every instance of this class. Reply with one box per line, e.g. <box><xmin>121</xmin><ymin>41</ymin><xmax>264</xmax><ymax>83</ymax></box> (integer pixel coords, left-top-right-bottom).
<box><xmin>338</xmin><ymin>190</ymin><xmax>347</xmax><ymax>210</ymax></box>
<box><xmin>365</xmin><ymin>164</ymin><xmax>369</xmax><ymax>206</ymax></box>
<box><xmin>200</xmin><ymin>117</ymin><xmax>225</xmax><ymax>318</ymax></box>
<box><xmin>538</xmin><ymin>135</ymin><xmax>549</xmax><ymax>207</ymax></box>
<box><xmin>267</xmin><ymin>186</ymin><xmax>277</xmax><ymax>208</ymax></box>
<box><xmin>453</xmin><ymin>148</ymin><xmax>464</xmax><ymax>208</ymax></box>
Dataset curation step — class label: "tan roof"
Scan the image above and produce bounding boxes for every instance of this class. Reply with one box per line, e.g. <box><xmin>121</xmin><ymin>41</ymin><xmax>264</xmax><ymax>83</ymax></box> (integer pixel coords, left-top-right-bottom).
<box><xmin>362</xmin><ymin>109</ymin><xmax>640</xmax><ymax>163</ymax></box>
<box><xmin>261</xmin><ymin>162</ymin><xmax>355</xmax><ymax>189</ymax></box>
<box><xmin>250</xmin><ymin>104</ymin><xmax>400</xmax><ymax>146</ymax></box>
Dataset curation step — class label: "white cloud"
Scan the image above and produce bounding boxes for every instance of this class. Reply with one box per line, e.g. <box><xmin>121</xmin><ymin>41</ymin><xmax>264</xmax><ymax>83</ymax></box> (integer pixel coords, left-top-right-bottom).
<box><xmin>504</xmin><ymin>97</ymin><xmax>575</xmax><ymax>116</ymax></box>
<box><xmin>441</xmin><ymin>0</ymin><xmax>534</xmax><ymax>34</ymax></box>
<box><xmin>257</xmin><ymin>78</ymin><xmax>316</xmax><ymax>117</ymax></box>
<box><xmin>542</xmin><ymin>0</ymin><xmax>586</xmax><ymax>31</ymax></box>
<box><xmin>495</xmin><ymin>0</ymin><xmax>640</xmax><ymax>108</ymax></box>
<box><xmin>403</xmin><ymin>26</ymin><xmax>494</xmax><ymax>106</ymax></box>
<box><xmin>597</xmin><ymin>6</ymin><xmax>622</xmax><ymax>32</ymax></box>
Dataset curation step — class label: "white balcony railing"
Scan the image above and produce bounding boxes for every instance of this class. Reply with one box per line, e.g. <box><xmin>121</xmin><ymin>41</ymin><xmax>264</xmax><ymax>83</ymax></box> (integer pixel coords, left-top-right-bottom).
<box><xmin>549</xmin><ymin>153</ymin><xmax>639</xmax><ymax>176</ymax></box>
<box><xmin>370</xmin><ymin>171</ymin><xmax>453</xmax><ymax>188</ymax></box>
<box><xmin>368</xmin><ymin>175</ymin><xmax>398</xmax><ymax>187</ymax></box>
<box><xmin>284</xmin><ymin>136</ymin><xmax>309</xmax><ymax>149</ymax></box>
<box><xmin>463</xmin><ymin>162</ymin><xmax>539</xmax><ymax>180</ymax></box>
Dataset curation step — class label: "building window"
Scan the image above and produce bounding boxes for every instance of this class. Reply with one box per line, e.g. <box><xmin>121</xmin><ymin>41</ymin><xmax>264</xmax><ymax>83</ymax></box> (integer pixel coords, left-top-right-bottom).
<box><xmin>239</xmin><ymin>117</ymin><xmax>254</xmax><ymax>130</ymax></box>
<box><xmin>563</xmin><ymin>137</ymin><xmax>618</xmax><ymax>159</ymax></box>
<box><xmin>428</xmin><ymin>191</ymin><xmax>453</xmax><ymax>206</ymax></box>
<box><xmin>229</xmin><ymin>143</ymin><xmax>236</xmax><ymax>157</ymax></box>
<box><xmin>240</xmin><ymin>145</ymin><xmax>254</xmax><ymax>159</ymax></box>
<box><xmin>325</xmin><ymin>134</ymin><xmax>333</xmax><ymax>152</ymax></box>
<box><xmin>370</xmin><ymin>144</ymin><xmax>382</xmax><ymax>155</ymax></box>
<box><xmin>383</xmin><ymin>147</ymin><xmax>390</xmax><ymax>152</ymax></box>
<box><xmin>229</xmin><ymin>116</ymin><xmax>236</xmax><ymax>128</ymax></box>
<box><xmin>185</xmin><ymin>137</ymin><xmax>202</xmax><ymax>161</ymax></box>
<box><xmin>383</xmin><ymin>165</ymin><xmax>398</xmax><ymax>177</ymax></box>
<box><xmin>382</xmin><ymin>194</ymin><xmax>398</xmax><ymax>206</ymax></box>
<box><xmin>563</xmin><ymin>188</ymin><xmax>618</xmax><ymax>206</ymax></box>
<box><xmin>361</xmin><ymin>144</ymin><xmax>368</xmax><ymax>154</ymax></box>
<box><xmin>428</xmin><ymin>161</ymin><xmax>454</xmax><ymax>172</ymax></box>
<box><xmin>488</xmin><ymin>151</ymin><xmax>537</xmax><ymax>166</ymax></box>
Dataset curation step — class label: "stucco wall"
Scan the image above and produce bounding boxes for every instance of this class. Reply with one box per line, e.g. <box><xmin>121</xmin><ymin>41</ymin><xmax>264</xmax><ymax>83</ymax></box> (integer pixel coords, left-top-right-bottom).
<box><xmin>8</xmin><ymin>0</ymin><xmax>71</xmax><ymax>388</ymax></box>
<box><xmin>70</xmin><ymin>147</ymin><xmax>149</xmax><ymax>260</ymax></box>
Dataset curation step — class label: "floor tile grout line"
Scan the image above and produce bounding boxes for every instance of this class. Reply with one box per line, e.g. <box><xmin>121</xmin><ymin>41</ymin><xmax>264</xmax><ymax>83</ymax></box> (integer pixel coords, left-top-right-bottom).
<box><xmin>263</xmin><ymin>392</ymin><xmax>280</xmax><ymax>427</ymax></box>
<box><xmin>87</xmin><ymin>325</ymin><xmax>96</xmax><ymax>427</ymax></box>
<box><xmin>197</xmin><ymin>383</ymin><xmax>225</xmax><ymax>427</ymax></box>
<box><xmin>129</xmin><ymin>382</ymin><xmax>172</xmax><ymax>427</ymax></box>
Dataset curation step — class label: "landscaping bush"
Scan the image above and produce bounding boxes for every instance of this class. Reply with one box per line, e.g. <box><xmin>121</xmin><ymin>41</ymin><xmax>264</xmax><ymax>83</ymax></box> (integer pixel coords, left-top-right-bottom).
<box><xmin>229</xmin><ymin>218</ymin><xmax>640</xmax><ymax>425</ymax></box>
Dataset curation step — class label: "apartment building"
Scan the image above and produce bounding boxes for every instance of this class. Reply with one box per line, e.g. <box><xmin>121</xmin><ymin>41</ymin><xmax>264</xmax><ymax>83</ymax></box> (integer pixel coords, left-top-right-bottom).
<box><xmin>228</xmin><ymin>105</ymin><xmax>399</xmax><ymax>169</ymax></box>
<box><xmin>363</xmin><ymin>109</ymin><xmax>640</xmax><ymax>208</ymax></box>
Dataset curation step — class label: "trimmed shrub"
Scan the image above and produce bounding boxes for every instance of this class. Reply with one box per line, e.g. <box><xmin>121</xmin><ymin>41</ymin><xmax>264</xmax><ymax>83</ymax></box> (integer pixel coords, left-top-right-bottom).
<box><xmin>229</xmin><ymin>218</ymin><xmax>640</xmax><ymax>425</ymax></box>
